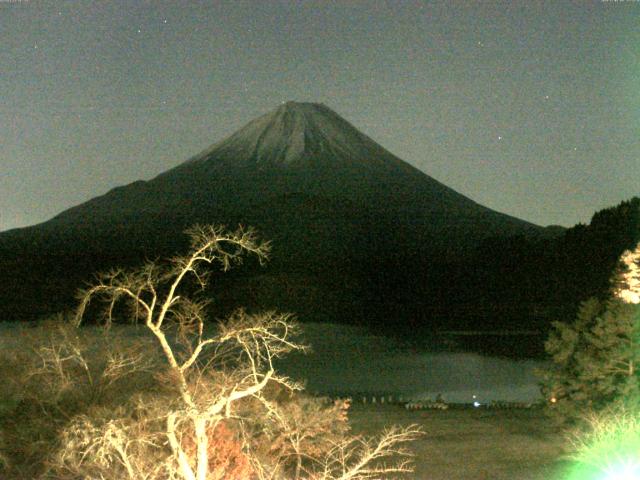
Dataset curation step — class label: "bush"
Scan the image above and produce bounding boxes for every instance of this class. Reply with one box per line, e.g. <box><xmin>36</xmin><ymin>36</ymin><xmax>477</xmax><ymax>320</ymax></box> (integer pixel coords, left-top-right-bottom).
<box><xmin>181</xmin><ymin>421</ymin><xmax>253</xmax><ymax>480</ymax></box>
<box><xmin>0</xmin><ymin>316</ymin><xmax>160</xmax><ymax>478</ymax></box>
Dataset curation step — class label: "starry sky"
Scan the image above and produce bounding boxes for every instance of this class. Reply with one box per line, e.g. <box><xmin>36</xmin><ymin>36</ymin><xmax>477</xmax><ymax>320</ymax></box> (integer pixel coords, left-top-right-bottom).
<box><xmin>1</xmin><ymin>0</ymin><xmax>638</xmax><ymax>232</ymax></box>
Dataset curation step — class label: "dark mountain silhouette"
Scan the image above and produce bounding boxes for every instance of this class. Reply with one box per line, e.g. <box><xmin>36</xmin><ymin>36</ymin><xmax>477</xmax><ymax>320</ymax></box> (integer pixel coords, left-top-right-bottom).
<box><xmin>0</xmin><ymin>101</ymin><xmax>592</xmax><ymax>339</ymax></box>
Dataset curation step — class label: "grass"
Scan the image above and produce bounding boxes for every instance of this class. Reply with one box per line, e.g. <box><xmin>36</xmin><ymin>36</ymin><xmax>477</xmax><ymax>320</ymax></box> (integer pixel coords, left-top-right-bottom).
<box><xmin>347</xmin><ymin>403</ymin><xmax>571</xmax><ymax>480</ymax></box>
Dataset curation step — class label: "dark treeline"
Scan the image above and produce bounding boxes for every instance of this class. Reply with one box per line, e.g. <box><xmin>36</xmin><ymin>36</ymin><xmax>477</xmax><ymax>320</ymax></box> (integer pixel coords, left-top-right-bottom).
<box><xmin>445</xmin><ymin>197</ymin><xmax>640</xmax><ymax>329</ymax></box>
<box><xmin>347</xmin><ymin>197</ymin><xmax>640</xmax><ymax>337</ymax></box>
<box><xmin>0</xmin><ymin>197</ymin><xmax>638</xmax><ymax>347</ymax></box>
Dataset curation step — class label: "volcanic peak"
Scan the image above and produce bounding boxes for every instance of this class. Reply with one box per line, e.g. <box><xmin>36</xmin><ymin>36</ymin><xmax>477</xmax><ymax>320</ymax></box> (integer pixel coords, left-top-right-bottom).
<box><xmin>182</xmin><ymin>101</ymin><xmax>400</xmax><ymax>171</ymax></box>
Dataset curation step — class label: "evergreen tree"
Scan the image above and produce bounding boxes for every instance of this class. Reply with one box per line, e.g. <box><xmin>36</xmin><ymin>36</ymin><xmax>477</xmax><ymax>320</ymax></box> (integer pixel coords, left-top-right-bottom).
<box><xmin>540</xmin><ymin>242</ymin><xmax>640</xmax><ymax>425</ymax></box>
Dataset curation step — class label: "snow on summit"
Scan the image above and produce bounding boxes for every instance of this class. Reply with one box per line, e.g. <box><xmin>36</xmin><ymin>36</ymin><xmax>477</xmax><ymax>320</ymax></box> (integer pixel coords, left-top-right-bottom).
<box><xmin>183</xmin><ymin>101</ymin><xmax>410</xmax><ymax>171</ymax></box>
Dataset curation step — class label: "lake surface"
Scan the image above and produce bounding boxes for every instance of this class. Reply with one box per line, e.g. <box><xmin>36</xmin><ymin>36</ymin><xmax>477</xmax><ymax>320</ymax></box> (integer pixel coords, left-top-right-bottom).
<box><xmin>275</xmin><ymin>323</ymin><xmax>549</xmax><ymax>404</ymax></box>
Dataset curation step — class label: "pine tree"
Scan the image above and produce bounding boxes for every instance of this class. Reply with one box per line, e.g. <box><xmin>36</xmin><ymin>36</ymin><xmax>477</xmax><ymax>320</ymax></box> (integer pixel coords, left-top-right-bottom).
<box><xmin>541</xmin><ymin>242</ymin><xmax>640</xmax><ymax>425</ymax></box>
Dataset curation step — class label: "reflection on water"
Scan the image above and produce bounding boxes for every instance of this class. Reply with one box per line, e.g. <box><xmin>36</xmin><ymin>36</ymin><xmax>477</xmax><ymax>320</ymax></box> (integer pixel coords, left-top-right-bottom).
<box><xmin>435</xmin><ymin>331</ymin><xmax>548</xmax><ymax>360</ymax></box>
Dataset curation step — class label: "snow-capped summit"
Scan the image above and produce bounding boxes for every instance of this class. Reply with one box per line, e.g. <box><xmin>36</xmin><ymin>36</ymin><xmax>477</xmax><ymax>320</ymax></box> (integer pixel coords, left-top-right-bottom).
<box><xmin>179</xmin><ymin>101</ymin><xmax>413</xmax><ymax>172</ymax></box>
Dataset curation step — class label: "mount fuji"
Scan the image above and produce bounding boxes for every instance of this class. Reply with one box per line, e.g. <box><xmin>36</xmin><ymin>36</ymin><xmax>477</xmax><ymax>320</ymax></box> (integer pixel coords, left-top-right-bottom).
<box><xmin>44</xmin><ymin>101</ymin><xmax>543</xmax><ymax>246</ymax></box>
<box><xmin>0</xmin><ymin>102</ymin><xmax>556</xmax><ymax>332</ymax></box>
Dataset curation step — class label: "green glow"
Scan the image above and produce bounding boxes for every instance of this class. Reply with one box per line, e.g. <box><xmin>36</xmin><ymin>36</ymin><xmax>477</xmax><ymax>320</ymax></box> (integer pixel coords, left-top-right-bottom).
<box><xmin>602</xmin><ymin>460</ymin><xmax>640</xmax><ymax>480</ymax></box>
<box><xmin>564</xmin><ymin>459</ymin><xmax>640</xmax><ymax>480</ymax></box>
<box><xmin>562</xmin><ymin>409</ymin><xmax>640</xmax><ymax>480</ymax></box>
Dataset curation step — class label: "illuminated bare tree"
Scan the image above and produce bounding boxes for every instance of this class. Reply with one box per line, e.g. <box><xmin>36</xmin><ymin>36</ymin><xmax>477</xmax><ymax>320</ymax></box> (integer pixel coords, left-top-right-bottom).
<box><xmin>73</xmin><ymin>225</ymin><xmax>298</xmax><ymax>479</ymax></box>
<box><xmin>63</xmin><ymin>225</ymin><xmax>421</xmax><ymax>480</ymax></box>
<box><xmin>613</xmin><ymin>242</ymin><xmax>640</xmax><ymax>305</ymax></box>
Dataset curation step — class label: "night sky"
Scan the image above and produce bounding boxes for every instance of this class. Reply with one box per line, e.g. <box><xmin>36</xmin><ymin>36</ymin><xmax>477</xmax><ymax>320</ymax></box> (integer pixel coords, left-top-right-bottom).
<box><xmin>2</xmin><ymin>0</ymin><xmax>638</xmax><ymax>232</ymax></box>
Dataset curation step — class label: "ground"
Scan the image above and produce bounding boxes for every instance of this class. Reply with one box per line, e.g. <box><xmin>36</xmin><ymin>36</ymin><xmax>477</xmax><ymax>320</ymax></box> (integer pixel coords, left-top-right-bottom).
<box><xmin>348</xmin><ymin>403</ymin><xmax>569</xmax><ymax>480</ymax></box>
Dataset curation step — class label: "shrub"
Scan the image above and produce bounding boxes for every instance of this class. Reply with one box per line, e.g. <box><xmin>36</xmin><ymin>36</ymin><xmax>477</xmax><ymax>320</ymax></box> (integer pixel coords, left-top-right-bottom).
<box><xmin>181</xmin><ymin>421</ymin><xmax>253</xmax><ymax>480</ymax></box>
<box><xmin>0</xmin><ymin>315</ymin><xmax>160</xmax><ymax>478</ymax></box>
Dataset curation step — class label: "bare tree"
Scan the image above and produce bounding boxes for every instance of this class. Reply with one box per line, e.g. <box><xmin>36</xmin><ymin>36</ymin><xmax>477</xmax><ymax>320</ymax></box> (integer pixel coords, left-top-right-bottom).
<box><xmin>315</xmin><ymin>425</ymin><xmax>424</xmax><ymax>480</ymax></box>
<box><xmin>45</xmin><ymin>224</ymin><xmax>424</xmax><ymax>480</ymax></box>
